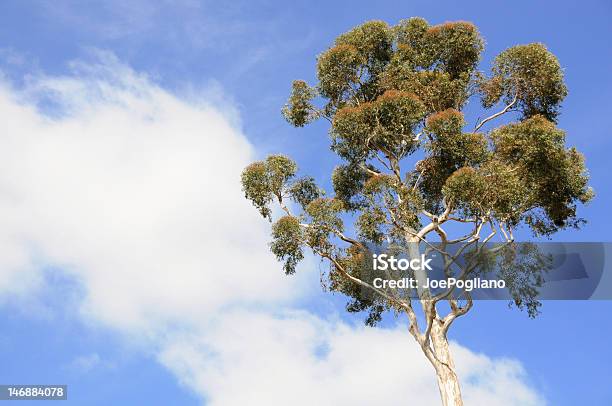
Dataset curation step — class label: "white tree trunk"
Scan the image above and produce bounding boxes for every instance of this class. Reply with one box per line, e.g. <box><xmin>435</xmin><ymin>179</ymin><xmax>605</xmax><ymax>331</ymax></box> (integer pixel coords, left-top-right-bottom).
<box><xmin>430</xmin><ymin>320</ymin><xmax>463</xmax><ymax>406</ymax></box>
<box><xmin>405</xmin><ymin>235</ymin><xmax>463</xmax><ymax>405</ymax></box>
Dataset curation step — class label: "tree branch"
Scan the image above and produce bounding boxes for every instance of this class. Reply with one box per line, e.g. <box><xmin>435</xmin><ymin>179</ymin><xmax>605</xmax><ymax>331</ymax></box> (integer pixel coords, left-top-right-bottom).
<box><xmin>473</xmin><ymin>92</ymin><xmax>518</xmax><ymax>132</ymax></box>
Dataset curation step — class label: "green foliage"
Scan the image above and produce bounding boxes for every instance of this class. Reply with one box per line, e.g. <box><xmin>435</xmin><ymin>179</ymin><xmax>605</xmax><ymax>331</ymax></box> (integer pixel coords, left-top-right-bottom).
<box><xmin>332</xmin><ymin>164</ymin><xmax>369</xmax><ymax>211</ymax></box>
<box><xmin>425</xmin><ymin>108</ymin><xmax>464</xmax><ymax>136</ymax></box>
<box><xmin>442</xmin><ymin>166</ymin><xmax>485</xmax><ymax>215</ymax></box>
<box><xmin>335</xmin><ymin>20</ymin><xmax>393</xmax><ymax>75</ymax></box>
<box><xmin>497</xmin><ymin>243</ymin><xmax>551</xmax><ymax>317</ymax></box>
<box><xmin>383</xmin><ymin>70</ymin><xmax>471</xmax><ymax>114</ymax></box>
<box><xmin>381</xmin><ymin>19</ymin><xmax>482</xmax><ymax>113</ymax></box>
<box><xmin>317</xmin><ymin>21</ymin><xmax>393</xmax><ymax>107</ymax></box>
<box><xmin>356</xmin><ymin>207</ymin><xmax>387</xmax><ymax>243</ymax></box>
<box><xmin>317</xmin><ymin>45</ymin><xmax>359</xmax><ymax>101</ymax></box>
<box><xmin>246</xmin><ymin>17</ymin><xmax>592</xmax><ymax>324</ymax></box>
<box><xmin>394</xmin><ymin>17</ymin><xmax>430</xmax><ymax>63</ymax></box>
<box><xmin>241</xmin><ymin>161</ymin><xmax>273</xmax><ymax>220</ymax></box>
<box><xmin>270</xmin><ymin>216</ymin><xmax>304</xmax><ymax>274</ymax></box>
<box><xmin>241</xmin><ymin>155</ymin><xmax>321</xmax><ymax>221</ymax></box>
<box><xmin>462</xmin><ymin>242</ymin><xmax>550</xmax><ymax>318</ymax></box>
<box><xmin>491</xmin><ymin>115</ymin><xmax>592</xmax><ymax>234</ymax></box>
<box><xmin>442</xmin><ymin>162</ymin><xmax>525</xmax><ymax>223</ymax></box>
<box><xmin>417</xmin><ymin>109</ymin><xmax>488</xmax><ymax>212</ymax></box>
<box><xmin>282</xmin><ymin>80</ymin><xmax>318</xmax><ymax>127</ymax></box>
<box><xmin>425</xmin><ymin>110</ymin><xmax>488</xmax><ymax>166</ymax></box>
<box><xmin>332</xmin><ymin>90</ymin><xmax>426</xmax><ymax>162</ymax></box>
<box><xmin>392</xmin><ymin>18</ymin><xmax>483</xmax><ymax>75</ymax></box>
<box><xmin>441</xmin><ymin>115</ymin><xmax>592</xmax><ymax>234</ymax></box>
<box><xmin>289</xmin><ymin>176</ymin><xmax>322</xmax><ymax>210</ymax></box>
<box><xmin>330</xmin><ymin>245</ymin><xmax>391</xmax><ymax>326</ymax></box>
<box><xmin>479</xmin><ymin>43</ymin><xmax>568</xmax><ymax>121</ymax></box>
<box><xmin>302</xmin><ymin>198</ymin><xmax>345</xmax><ymax>253</ymax></box>
<box><xmin>265</xmin><ymin>155</ymin><xmax>297</xmax><ymax>196</ymax></box>
<box><xmin>306</xmin><ymin>198</ymin><xmax>344</xmax><ymax>228</ymax></box>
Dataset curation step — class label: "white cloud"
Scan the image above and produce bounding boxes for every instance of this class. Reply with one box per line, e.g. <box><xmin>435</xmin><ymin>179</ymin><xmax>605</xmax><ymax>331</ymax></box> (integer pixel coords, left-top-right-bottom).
<box><xmin>0</xmin><ymin>54</ymin><xmax>544</xmax><ymax>405</ymax></box>
<box><xmin>159</xmin><ymin>310</ymin><xmax>544</xmax><ymax>406</ymax></box>
<box><xmin>0</xmin><ymin>51</ymin><xmax>305</xmax><ymax>332</ymax></box>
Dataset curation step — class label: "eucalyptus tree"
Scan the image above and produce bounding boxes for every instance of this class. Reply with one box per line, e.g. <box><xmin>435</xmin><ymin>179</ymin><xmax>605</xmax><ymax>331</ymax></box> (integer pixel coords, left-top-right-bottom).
<box><xmin>241</xmin><ymin>18</ymin><xmax>591</xmax><ymax>406</ymax></box>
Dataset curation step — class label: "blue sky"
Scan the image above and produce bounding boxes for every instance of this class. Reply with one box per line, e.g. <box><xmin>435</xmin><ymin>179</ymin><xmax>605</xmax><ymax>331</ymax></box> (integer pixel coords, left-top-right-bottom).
<box><xmin>0</xmin><ymin>1</ymin><xmax>611</xmax><ymax>405</ymax></box>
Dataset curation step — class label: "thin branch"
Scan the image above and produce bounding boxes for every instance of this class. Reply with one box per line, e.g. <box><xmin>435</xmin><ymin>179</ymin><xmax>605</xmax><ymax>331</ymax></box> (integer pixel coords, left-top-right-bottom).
<box><xmin>447</xmin><ymin>216</ymin><xmax>478</xmax><ymax>223</ymax></box>
<box><xmin>298</xmin><ymin>222</ymin><xmax>364</xmax><ymax>250</ymax></box>
<box><xmin>359</xmin><ymin>163</ymin><xmax>381</xmax><ymax>178</ymax></box>
<box><xmin>442</xmin><ymin>294</ymin><xmax>473</xmax><ymax>334</ymax></box>
<box><xmin>474</xmin><ymin>92</ymin><xmax>518</xmax><ymax>132</ymax></box>
<box><xmin>316</xmin><ymin>249</ymin><xmax>411</xmax><ymax>313</ymax></box>
<box><xmin>421</xmin><ymin>209</ymin><xmax>434</xmax><ymax>219</ymax></box>
<box><xmin>413</xmin><ymin>168</ymin><xmax>425</xmax><ymax>191</ymax></box>
<box><xmin>374</xmin><ymin>153</ymin><xmax>393</xmax><ymax>172</ymax></box>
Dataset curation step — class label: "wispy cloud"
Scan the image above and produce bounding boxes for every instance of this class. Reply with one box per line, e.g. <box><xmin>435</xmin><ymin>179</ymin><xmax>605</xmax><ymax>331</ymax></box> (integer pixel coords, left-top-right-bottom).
<box><xmin>66</xmin><ymin>353</ymin><xmax>112</xmax><ymax>373</ymax></box>
<box><xmin>39</xmin><ymin>1</ymin><xmax>298</xmax><ymax>50</ymax></box>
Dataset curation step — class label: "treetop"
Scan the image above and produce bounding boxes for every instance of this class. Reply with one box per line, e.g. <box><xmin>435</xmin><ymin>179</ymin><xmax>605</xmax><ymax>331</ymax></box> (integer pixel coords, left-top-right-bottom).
<box><xmin>242</xmin><ymin>17</ymin><xmax>593</xmax><ymax>323</ymax></box>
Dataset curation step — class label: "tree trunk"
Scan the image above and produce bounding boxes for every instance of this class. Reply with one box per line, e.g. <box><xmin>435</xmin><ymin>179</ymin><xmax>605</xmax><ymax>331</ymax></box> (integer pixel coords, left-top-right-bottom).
<box><xmin>405</xmin><ymin>235</ymin><xmax>463</xmax><ymax>405</ymax></box>
<box><xmin>430</xmin><ymin>320</ymin><xmax>463</xmax><ymax>406</ymax></box>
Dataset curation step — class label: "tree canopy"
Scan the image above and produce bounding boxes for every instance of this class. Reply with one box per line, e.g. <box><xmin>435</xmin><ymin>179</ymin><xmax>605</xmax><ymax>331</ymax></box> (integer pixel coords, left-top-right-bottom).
<box><xmin>242</xmin><ymin>18</ymin><xmax>592</xmax><ymax>324</ymax></box>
